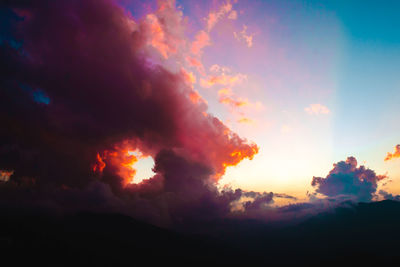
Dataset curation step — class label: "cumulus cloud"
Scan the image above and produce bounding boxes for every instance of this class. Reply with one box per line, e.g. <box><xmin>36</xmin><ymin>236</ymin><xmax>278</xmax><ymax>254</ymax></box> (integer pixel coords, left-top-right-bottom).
<box><xmin>1</xmin><ymin>0</ymin><xmax>386</xmax><ymax>230</ymax></box>
<box><xmin>305</xmin><ymin>104</ymin><xmax>330</xmax><ymax>115</ymax></box>
<box><xmin>0</xmin><ymin>0</ymin><xmax>259</xmax><ymax>226</ymax></box>
<box><xmin>311</xmin><ymin>157</ymin><xmax>387</xmax><ymax>202</ymax></box>
<box><xmin>384</xmin><ymin>144</ymin><xmax>400</xmax><ymax>161</ymax></box>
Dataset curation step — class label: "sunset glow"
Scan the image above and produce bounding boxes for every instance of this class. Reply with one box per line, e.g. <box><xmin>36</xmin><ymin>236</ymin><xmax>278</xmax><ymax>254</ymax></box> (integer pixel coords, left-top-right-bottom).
<box><xmin>1</xmin><ymin>0</ymin><xmax>400</xmax><ymax>227</ymax></box>
<box><xmin>2</xmin><ymin>1</ymin><xmax>400</xmax><ymax>264</ymax></box>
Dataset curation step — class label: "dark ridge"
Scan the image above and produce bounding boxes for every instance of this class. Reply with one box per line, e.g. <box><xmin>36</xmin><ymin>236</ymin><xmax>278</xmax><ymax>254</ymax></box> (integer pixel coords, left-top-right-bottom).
<box><xmin>2</xmin><ymin>200</ymin><xmax>400</xmax><ymax>266</ymax></box>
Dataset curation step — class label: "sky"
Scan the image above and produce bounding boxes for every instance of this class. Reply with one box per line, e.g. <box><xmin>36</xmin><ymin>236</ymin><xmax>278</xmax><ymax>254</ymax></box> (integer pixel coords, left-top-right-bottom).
<box><xmin>119</xmin><ymin>0</ymin><xmax>400</xmax><ymax>199</ymax></box>
<box><xmin>1</xmin><ymin>0</ymin><xmax>400</xmax><ymax>226</ymax></box>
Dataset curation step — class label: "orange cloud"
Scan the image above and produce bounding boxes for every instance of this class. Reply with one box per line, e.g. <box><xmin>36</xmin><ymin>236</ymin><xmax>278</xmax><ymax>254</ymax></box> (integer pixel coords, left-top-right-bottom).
<box><xmin>219</xmin><ymin>92</ymin><xmax>249</xmax><ymax>108</ymax></box>
<box><xmin>92</xmin><ymin>153</ymin><xmax>106</xmax><ymax>173</ymax></box>
<box><xmin>217</xmin><ymin>87</ymin><xmax>232</xmax><ymax>96</ymax></box>
<box><xmin>234</xmin><ymin>25</ymin><xmax>254</xmax><ymax>48</ymax></box>
<box><xmin>93</xmin><ymin>144</ymin><xmax>149</xmax><ymax>186</ymax></box>
<box><xmin>189</xmin><ymin>91</ymin><xmax>202</xmax><ymax>104</ymax></box>
<box><xmin>201</xmin><ymin>73</ymin><xmax>247</xmax><ymax>88</ymax></box>
<box><xmin>237</xmin><ymin>117</ymin><xmax>254</xmax><ymax>124</ymax></box>
<box><xmin>0</xmin><ymin>170</ymin><xmax>13</xmax><ymax>182</ymax></box>
<box><xmin>181</xmin><ymin>68</ymin><xmax>196</xmax><ymax>85</ymax></box>
<box><xmin>305</xmin><ymin>104</ymin><xmax>330</xmax><ymax>115</ymax></box>
<box><xmin>385</xmin><ymin>145</ymin><xmax>400</xmax><ymax>161</ymax></box>
<box><xmin>189</xmin><ymin>89</ymin><xmax>208</xmax><ymax>106</ymax></box>
<box><xmin>180</xmin><ymin>68</ymin><xmax>209</xmax><ymax>106</ymax></box>
<box><xmin>201</xmin><ymin>65</ymin><xmax>247</xmax><ymax>88</ymax></box>
<box><xmin>214</xmin><ymin>137</ymin><xmax>259</xmax><ymax>179</ymax></box>
<box><xmin>218</xmin><ymin>88</ymin><xmax>263</xmax><ymax>111</ymax></box>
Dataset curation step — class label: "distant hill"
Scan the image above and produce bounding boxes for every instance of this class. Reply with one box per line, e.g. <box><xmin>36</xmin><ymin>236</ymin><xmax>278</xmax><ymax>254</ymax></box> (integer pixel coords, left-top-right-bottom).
<box><xmin>1</xmin><ymin>200</ymin><xmax>400</xmax><ymax>266</ymax></box>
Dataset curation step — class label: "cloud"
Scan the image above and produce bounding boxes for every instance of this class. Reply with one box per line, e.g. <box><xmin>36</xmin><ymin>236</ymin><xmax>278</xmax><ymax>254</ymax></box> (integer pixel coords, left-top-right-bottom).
<box><xmin>274</xmin><ymin>193</ymin><xmax>298</xmax><ymax>200</ymax></box>
<box><xmin>0</xmin><ymin>0</ymin><xmax>259</xmax><ymax>226</ymax></box>
<box><xmin>242</xmin><ymin>191</ymin><xmax>274</xmax><ymax>211</ymax></box>
<box><xmin>217</xmin><ymin>88</ymin><xmax>263</xmax><ymax>111</ymax></box>
<box><xmin>0</xmin><ymin>170</ymin><xmax>13</xmax><ymax>182</ymax></box>
<box><xmin>311</xmin><ymin>157</ymin><xmax>387</xmax><ymax>202</ymax></box>
<box><xmin>200</xmin><ymin>64</ymin><xmax>247</xmax><ymax>88</ymax></box>
<box><xmin>227</xmin><ymin>10</ymin><xmax>238</xmax><ymax>20</ymax></box>
<box><xmin>384</xmin><ymin>144</ymin><xmax>400</xmax><ymax>161</ymax></box>
<box><xmin>219</xmin><ymin>90</ymin><xmax>250</xmax><ymax>107</ymax></box>
<box><xmin>142</xmin><ymin>1</ymin><xmax>185</xmax><ymax>59</ymax></box>
<box><xmin>378</xmin><ymin>190</ymin><xmax>400</xmax><ymax>201</ymax></box>
<box><xmin>200</xmin><ymin>73</ymin><xmax>247</xmax><ymax>88</ymax></box>
<box><xmin>206</xmin><ymin>68</ymin><xmax>263</xmax><ymax>126</ymax></box>
<box><xmin>206</xmin><ymin>0</ymin><xmax>234</xmax><ymax>32</ymax></box>
<box><xmin>191</xmin><ymin>30</ymin><xmax>211</xmax><ymax>56</ymax></box>
<box><xmin>234</xmin><ymin>25</ymin><xmax>254</xmax><ymax>48</ymax></box>
<box><xmin>304</xmin><ymin>104</ymin><xmax>330</xmax><ymax>115</ymax></box>
<box><xmin>237</xmin><ymin>117</ymin><xmax>255</xmax><ymax>124</ymax></box>
<box><xmin>186</xmin><ymin>56</ymin><xmax>205</xmax><ymax>74</ymax></box>
<box><xmin>187</xmin><ymin>1</ymin><xmax>237</xmax><ymax>70</ymax></box>
<box><xmin>0</xmin><ymin>0</ymin><xmax>380</xmax><ymax>229</ymax></box>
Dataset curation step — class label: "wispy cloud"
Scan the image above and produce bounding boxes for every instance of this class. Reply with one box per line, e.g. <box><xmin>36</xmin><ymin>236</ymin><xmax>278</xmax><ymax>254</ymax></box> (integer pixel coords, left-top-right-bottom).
<box><xmin>234</xmin><ymin>25</ymin><xmax>254</xmax><ymax>48</ymax></box>
<box><xmin>218</xmin><ymin>88</ymin><xmax>263</xmax><ymax>111</ymax></box>
<box><xmin>200</xmin><ymin>64</ymin><xmax>247</xmax><ymax>88</ymax></box>
<box><xmin>206</xmin><ymin>0</ymin><xmax>236</xmax><ymax>32</ymax></box>
<box><xmin>305</xmin><ymin>104</ymin><xmax>330</xmax><ymax>115</ymax></box>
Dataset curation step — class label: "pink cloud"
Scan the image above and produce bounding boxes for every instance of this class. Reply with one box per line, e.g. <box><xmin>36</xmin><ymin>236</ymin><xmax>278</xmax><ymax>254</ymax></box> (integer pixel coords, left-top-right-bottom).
<box><xmin>191</xmin><ymin>30</ymin><xmax>211</xmax><ymax>56</ymax></box>
<box><xmin>234</xmin><ymin>25</ymin><xmax>254</xmax><ymax>48</ymax></box>
<box><xmin>206</xmin><ymin>0</ymin><xmax>234</xmax><ymax>31</ymax></box>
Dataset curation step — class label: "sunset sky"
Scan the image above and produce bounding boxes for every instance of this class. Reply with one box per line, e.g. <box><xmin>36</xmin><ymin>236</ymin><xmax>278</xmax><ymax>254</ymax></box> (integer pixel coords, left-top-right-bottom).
<box><xmin>119</xmin><ymin>0</ymin><xmax>400</xmax><ymax>200</ymax></box>
<box><xmin>1</xmin><ymin>0</ymin><xmax>400</xmax><ymax>227</ymax></box>
<box><xmin>3</xmin><ymin>2</ymin><xmax>400</xmax><ymax>265</ymax></box>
